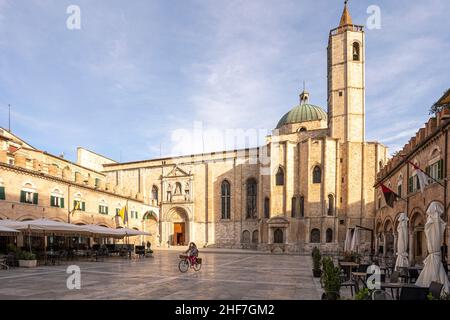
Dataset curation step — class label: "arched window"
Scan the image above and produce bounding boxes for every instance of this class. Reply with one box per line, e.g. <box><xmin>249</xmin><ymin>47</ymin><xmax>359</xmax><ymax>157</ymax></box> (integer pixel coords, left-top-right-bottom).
<box><xmin>264</xmin><ymin>197</ymin><xmax>270</xmax><ymax>219</ymax></box>
<box><xmin>326</xmin><ymin>228</ymin><xmax>333</xmax><ymax>243</ymax></box>
<box><xmin>20</xmin><ymin>182</ymin><xmax>38</xmax><ymax>205</ymax></box>
<box><xmin>151</xmin><ymin>185</ymin><xmax>158</xmax><ymax>201</ymax></box>
<box><xmin>298</xmin><ymin>127</ymin><xmax>307</xmax><ymax>133</ymax></box>
<box><xmin>313</xmin><ymin>166</ymin><xmax>322</xmax><ymax>184</ymax></box>
<box><xmin>221</xmin><ymin>180</ymin><xmax>231</xmax><ymax>219</ymax></box>
<box><xmin>246</xmin><ymin>178</ymin><xmax>257</xmax><ymax>219</ymax></box>
<box><xmin>98</xmin><ymin>199</ymin><xmax>108</xmax><ymax>215</ymax></box>
<box><xmin>353</xmin><ymin>42</ymin><xmax>360</xmax><ymax>61</ymax></box>
<box><xmin>50</xmin><ymin>188</ymin><xmax>65</xmax><ymax>208</ymax></box>
<box><xmin>299</xmin><ymin>196</ymin><xmax>305</xmax><ymax>217</ymax></box>
<box><xmin>291</xmin><ymin>197</ymin><xmax>297</xmax><ymax>218</ymax></box>
<box><xmin>274</xmin><ymin>228</ymin><xmax>283</xmax><ymax>244</ymax></box>
<box><xmin>241</xmin><ymin>230</ymin><xmax>250</xmax><ymax>244</ymax></box>
<box><xmin>327</xmin><ymin>194</ymin><xmax>335</xmax><ymax>216</ymax></box>
<box><xmin>310</xmin><ymin>228</ymin><xmax>320</xmax><ymax>243</ymax></box>
<box><xmin>73</xmin><ymin>192</ymin><xmax>85</xmax><ymax>212</ymax></box>
<box><xmin>252</xmin><ymin>230</ymin><xmax>259</xmax><ymax>244</ymax></box>
<box><xmin>275</xmin><ymin>167</ymin><xmax>284</xmax><ymax>186</ymax></box>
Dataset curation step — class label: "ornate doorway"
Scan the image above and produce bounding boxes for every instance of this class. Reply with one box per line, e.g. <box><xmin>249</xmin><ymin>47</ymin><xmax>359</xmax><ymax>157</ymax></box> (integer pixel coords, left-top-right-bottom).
<box><xmin>173</xmin><ymin>222</ymin><xmax>185</xmax><ymax>245</ymax></box>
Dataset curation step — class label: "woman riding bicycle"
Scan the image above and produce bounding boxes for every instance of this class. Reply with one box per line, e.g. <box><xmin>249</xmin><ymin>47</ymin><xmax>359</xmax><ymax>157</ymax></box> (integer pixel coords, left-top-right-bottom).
<box><xmin>185</xmin><ymin>242</ymin><xmax>199</xmax><ymax>265</ymax></box>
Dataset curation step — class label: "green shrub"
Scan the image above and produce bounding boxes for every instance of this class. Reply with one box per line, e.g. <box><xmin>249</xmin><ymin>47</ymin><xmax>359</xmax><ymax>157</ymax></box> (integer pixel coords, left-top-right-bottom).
<box><xmin>355</xmin><ymin>288</ymin><xmax>371</xmax><ymax>300</ymax></box>
<box><xmin>17</xmin><ymin>251</ymin><xmax>36</xmax><ymax>260</ymax></box>
<box><xmin>6</xmin><ymin>244</ymin><xmax>17</xmax><ymax>253</ymax></box>
<box><xmin>312</xmin><ymin>247</ymin><xmax>321</xmax><ymax>271</ymax></box>
<box><xmin>320</xmin><ymin>257</ymin><xmax>341</xmax><ymax>298</ymax></box>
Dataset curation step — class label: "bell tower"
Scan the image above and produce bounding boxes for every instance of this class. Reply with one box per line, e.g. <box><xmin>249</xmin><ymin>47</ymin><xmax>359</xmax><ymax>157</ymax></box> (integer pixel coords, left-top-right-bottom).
<box><xmin>327</xmin><ymin>1</ymin><xmax>365</xmax><ymax>143</ymax></box>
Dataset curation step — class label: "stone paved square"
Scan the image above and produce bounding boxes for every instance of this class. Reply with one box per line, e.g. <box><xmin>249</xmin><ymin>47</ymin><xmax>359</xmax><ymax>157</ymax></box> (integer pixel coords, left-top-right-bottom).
<box><xmin>0</xmin><ymin>250</ymin><xmax>322</xmax><ymax>300</ymax></box>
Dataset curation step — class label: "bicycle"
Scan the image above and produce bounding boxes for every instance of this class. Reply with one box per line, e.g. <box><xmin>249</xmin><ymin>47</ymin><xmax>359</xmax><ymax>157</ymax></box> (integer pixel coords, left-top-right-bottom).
<box><xmin>178</xmin><ymin>254</ymin><xmax>202</xmax><ymax>273</ymax></box>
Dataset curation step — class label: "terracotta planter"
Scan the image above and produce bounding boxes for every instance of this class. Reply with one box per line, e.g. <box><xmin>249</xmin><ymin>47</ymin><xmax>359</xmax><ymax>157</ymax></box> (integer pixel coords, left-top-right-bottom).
<box><xmin>19</xmin><ymin>260</ymin><xmax>37</xmax><ymax>268</ymax></box>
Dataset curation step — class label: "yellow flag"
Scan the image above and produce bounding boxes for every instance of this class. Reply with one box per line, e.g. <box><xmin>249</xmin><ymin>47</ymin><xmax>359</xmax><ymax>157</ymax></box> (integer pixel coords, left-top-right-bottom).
<box><xmin>118</xmin><ymin>206</ymin><xmax>127</xmax><ymax>223</ymax></box>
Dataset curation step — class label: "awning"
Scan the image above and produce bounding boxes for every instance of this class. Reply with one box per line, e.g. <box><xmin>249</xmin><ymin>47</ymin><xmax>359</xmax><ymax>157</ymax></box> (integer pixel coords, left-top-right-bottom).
<box><xmin>0</xmin><ymin>225</ymin><xmax>19</xmax><ymax>235</ymax></box>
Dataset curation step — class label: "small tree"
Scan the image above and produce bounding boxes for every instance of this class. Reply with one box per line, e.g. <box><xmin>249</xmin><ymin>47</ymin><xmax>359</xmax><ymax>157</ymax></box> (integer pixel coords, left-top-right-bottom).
<box><xmin>312</xmin><ymin>248</ymin><xmax>321</xmax><ymax>270</ymax></box>
<box><xmin>320</xmin><ymin>257</ymin><xmax>341</xmax><ymax>300</ymax></box>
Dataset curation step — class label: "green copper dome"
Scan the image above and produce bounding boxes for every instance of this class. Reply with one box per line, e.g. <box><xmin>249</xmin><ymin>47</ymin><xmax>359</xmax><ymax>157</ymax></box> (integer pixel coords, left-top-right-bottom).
<box><xmin>276</xmin><ymin>103</ymin><xmax>327</xmax><ymax>129</ymax></box>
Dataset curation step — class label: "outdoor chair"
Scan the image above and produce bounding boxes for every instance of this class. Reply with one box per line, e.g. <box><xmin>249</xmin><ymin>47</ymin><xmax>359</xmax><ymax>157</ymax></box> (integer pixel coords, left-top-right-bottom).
<box><xmin>429</xmin><ymin>281</ymin><xmax>444</xmax><ymax>300</ymax></box>
<box><xmin>399</xmin><ymin>286</ymin><xmax>429</xmax><ymax>300</ymax></box>
<box><xmin>372</xmin><ymin>289</ymin><xmax>393</xmax><ymax>300</ymax></box>
<box><xmin>408</xmin><ymin>268</ymin><xmax>420</xmax><ymax>283</ymax></box>
<box><xmin>1</xmin><ymin>256</ymin><xmax>8</xmax><ymax>270</ymax></box>
<box><xmin>340</xmin><ymin>275</ymin><xmax>359</xmax><ymax>297</ymax></box>
<box><xmin>398</xmin><ymin>267</ymin><xmax>409</xmax><ymax>283</ymax></box>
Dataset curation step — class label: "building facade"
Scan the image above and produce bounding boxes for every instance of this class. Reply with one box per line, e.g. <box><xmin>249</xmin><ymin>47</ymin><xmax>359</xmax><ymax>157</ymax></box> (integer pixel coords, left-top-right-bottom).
<box><xmin>77</xmin><ymin>4</ymin><xmax>387</xmax><ymax>253</ymax></box>
<box><xmin>375</xmin><ymin>89</ymin><xmax>450</xmax><ymax>264</ymax></box>
<box><xmin>0</xmin><ymin>129</ymin><xmax>160</xmax><ymax>250</ymax></box>
<box><xmin>0</xmin><ymin>4</ymin><xmax>390</xmax><ymax>254</ymax></box>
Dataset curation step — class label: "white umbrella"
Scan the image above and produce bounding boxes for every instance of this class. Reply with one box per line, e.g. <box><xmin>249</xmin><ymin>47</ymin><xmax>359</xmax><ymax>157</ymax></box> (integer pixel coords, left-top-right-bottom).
<box><xmin>0</xmin><ymin>225</ymin><xmax>19</xmax><ymax>235</ymax></box>
<box><xmin>344</xmin><ymin>228</ymin><xmax>353</xmax><ymax>252</ymax></box>
<box><xmin>415</xmin><ymin>202</ymin><xmax>450</xmax><ymax>294</ymax></box>
<box><xmin>395</xmin><ymin>212</ymin><xmax>409</xmax><ymax>270</ymax></box>
<box><xmin>83</xmin><ymin>224</ymin><xmax>123</xmax><ymax>238</ymax></box>
<box><xmin>116</xmin><ymin>228</ymin><xmax>151</xmax><ymax>237</ymax></box>
<box><xmin>350</xmin><ymin>228</ymin><xmax>360</xmax><ymax>253</ymax></box>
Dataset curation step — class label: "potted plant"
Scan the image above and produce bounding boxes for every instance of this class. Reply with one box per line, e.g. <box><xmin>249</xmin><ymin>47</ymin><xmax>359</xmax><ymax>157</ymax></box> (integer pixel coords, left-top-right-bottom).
<box><xmin>320</xmin><ymin>257</ymin><xmax>341</xmax><ymax>300</ymax></box>
<box><xmin>17</xmin><ymin>251</ymin><xmax>37</xmax><ymax>268</ymax></box>
<box><xmin>312</xmin><ymin>247</ymin><xmax>322</xmax><ymax>278</ymax></box>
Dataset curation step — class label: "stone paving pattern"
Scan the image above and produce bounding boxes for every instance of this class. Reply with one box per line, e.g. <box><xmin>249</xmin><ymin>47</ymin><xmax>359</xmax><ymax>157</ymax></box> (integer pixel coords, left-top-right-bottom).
<box><xmin>0</xmin><ymin>250</ymin><xmax>322</xmax><ymax>300</ymax></box>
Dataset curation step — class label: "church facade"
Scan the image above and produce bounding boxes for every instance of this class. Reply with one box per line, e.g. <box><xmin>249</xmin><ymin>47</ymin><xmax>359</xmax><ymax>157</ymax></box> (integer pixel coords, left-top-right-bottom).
<box><xmin>87</xmin><ymin>4</ymin><xmax>388</xmax><ymax>253</ymax></box>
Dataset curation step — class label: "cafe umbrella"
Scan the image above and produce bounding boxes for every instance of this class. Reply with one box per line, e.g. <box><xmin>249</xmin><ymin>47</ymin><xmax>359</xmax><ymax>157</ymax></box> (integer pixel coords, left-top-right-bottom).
<box><xmin>415</xmin><ymin>202</ymin><xmax>450</xmax><ymax>294</ymax></box>
<box><xmin>395</xmin><ymin>212</ymin><xmax>409</xmax><ymax>270</ymax></box>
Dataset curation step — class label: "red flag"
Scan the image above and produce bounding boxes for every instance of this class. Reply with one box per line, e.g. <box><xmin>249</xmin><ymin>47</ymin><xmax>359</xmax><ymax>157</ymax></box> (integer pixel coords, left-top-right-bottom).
<box><xmin>381</xmin><ymin>183</ymin><xmax>398</xmax><ymax>208</ymax></box>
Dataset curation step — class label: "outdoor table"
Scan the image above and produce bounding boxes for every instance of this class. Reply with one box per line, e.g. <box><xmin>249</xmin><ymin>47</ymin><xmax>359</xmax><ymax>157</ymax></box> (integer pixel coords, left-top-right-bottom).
<box><xmin>381</xmin><ymin>283</ymin><xmax>418</xmax><ymax>300</ymax></box>
<box><xmin>339</xmin><ymin>262</ymin><xmax>359</xmax><ymax>280</ymax></box>
<box><xmin>352</xmin><ymin>272</ymin><xmax>367</xmax><ymax>288</ymax></box>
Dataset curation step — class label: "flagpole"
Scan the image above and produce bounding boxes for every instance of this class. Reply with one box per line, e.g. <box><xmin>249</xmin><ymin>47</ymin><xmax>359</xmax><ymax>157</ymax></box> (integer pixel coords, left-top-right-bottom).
<box><xmin>401</xmin><ymin>155</ymin><xmax>445</xmax><ymax>188</ymax></box>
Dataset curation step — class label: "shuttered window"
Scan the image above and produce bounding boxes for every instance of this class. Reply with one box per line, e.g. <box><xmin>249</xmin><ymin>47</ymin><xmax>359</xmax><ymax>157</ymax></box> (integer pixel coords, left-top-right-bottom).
<box><xmin>0</xmin><ymin>186</ymin><xmax>5</xmax><ymax>200</ymax></box>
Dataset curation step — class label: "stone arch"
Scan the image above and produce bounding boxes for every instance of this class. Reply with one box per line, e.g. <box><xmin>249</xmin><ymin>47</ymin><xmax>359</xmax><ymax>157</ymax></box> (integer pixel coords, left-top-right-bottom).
<box><xmin>409</xmin><ymin>208</ymin><xmax>426</xmax><ymax>264</ymax></box>
<box><xmin>164</xmin><ymin>206</ymin><xmax>190</xmax><ymax>246</ymax></box>
<box><xmin>312</xmin><ymin>165</ymin><xmax>322</xmax><ymax>184</ymax></box>
<box><xmin>252</xmin><ymin>230</ymin><xmax>259</xmax><ymax>244</ymax></box>
<box><xmin>275</xmin><ymin>166</ymin><xmax>285</xmax><ymax>186</ymax></box>
<box><xmin>274</xmin><ymin>228</ymin><xmax>283</xmax><ymax>244</ymax></box>
<box><xmin>143</xmin><ymin>211</ymin><xmax>159</xmax><ymax>247</ymax></box>
<box><xmin>242</xmin><ymin>230</ymin><xmax>251</xmax><ymax>244</ymax></box>
<box><xmin>17</xmin><ymin>214</ymin><xmax>40</xmax><ymax>221</ymax></box>
<box><xmin>326</xmin><ymin>228</ymin><xmax>333</xmax><ymax>243</ymax></box>
<box><xmin>310</xmin><ymin>228</ymin><xmax>320</xmax><ymax>243</ymax></box>
<box><xmin>352</xmin><ymin>41</ymin><xmax>361</xmax><ymax>61</ymax></box>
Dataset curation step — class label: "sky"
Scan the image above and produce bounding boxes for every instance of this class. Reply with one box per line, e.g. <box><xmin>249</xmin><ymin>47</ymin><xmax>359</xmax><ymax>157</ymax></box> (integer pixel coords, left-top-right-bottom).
<box><xmin>0</xmin><ymin>0</ymin><xmax>449</xmax><ymax>163</ymax></box>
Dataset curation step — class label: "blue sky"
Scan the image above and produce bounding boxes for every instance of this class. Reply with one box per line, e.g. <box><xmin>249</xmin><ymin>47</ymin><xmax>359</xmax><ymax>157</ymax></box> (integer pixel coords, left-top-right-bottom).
<box><xmin>0</xmin><ymin>0</ymin><xmax>449</xmax><ymax>163</ymax></box>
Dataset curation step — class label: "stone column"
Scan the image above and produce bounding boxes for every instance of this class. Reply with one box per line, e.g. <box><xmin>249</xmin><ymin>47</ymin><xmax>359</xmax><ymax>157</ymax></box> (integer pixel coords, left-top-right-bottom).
<box><xmin>285</xmin><ymin>227</ymin><xmax>289</xmax><ymax>244</ymax></box>
<box><xmin>383</xmin><ymin>233</ymin><xmax>387</xmax><ymax>256</ymax></box>
<box><xmin>268</xmin><ymin>227</ymin><xmax>273</xmax><ymax>244</ymax></box>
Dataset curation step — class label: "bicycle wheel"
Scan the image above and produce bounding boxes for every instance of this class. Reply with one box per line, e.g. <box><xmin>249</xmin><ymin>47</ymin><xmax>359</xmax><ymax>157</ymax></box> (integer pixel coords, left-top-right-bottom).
<box><xmin>193</xmin><ymin>262</ymin><xmax>202</xmax><ymax>271</ymax></box>
<box><xmin>178</xmin><ymin>259</ymin><xmax>189</xmax><ymax>273</ymax></box>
